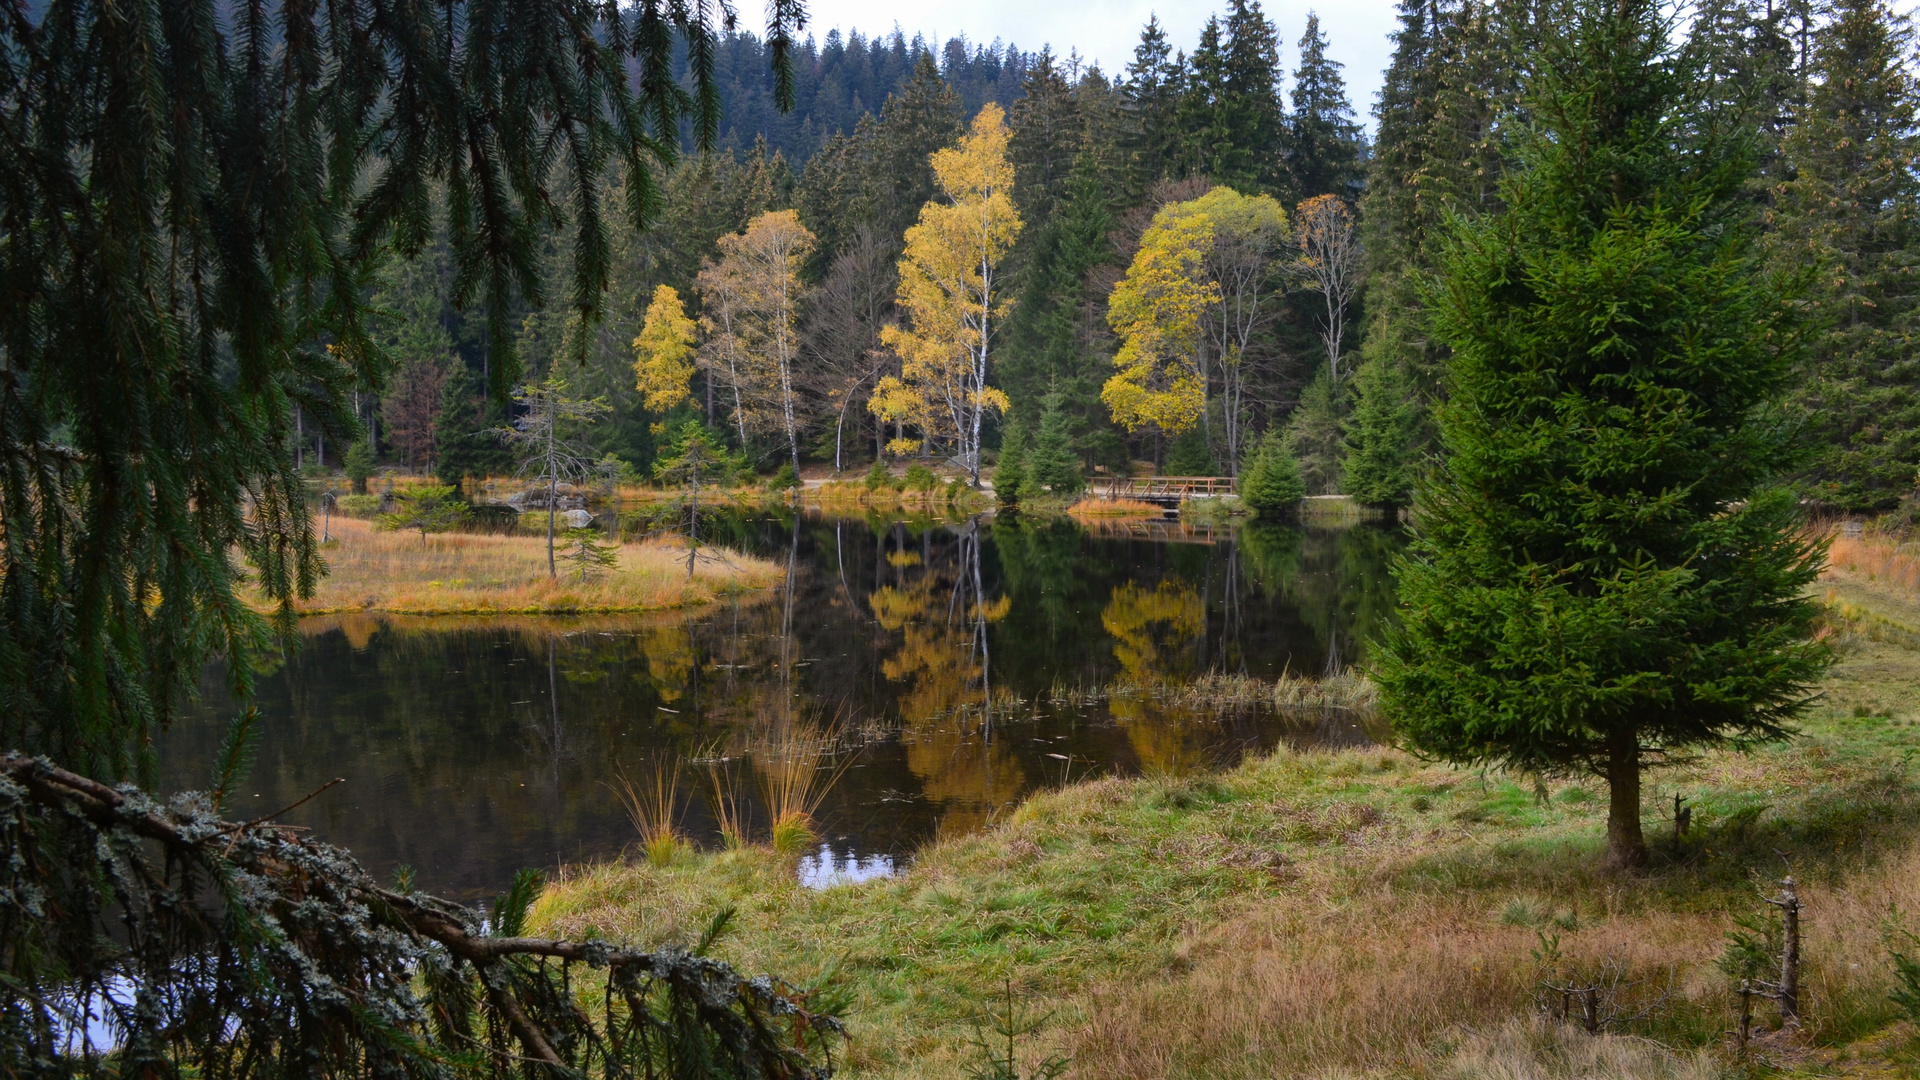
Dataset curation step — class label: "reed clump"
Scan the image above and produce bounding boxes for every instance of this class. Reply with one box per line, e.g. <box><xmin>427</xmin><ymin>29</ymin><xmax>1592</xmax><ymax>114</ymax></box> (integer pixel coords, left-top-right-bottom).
<box><xmin>264</xmin><ymin>515</ymin><xmax>780</xmax><ymax>614</ymax></box>
<box><xmin>752</xmin><ymin>723</ymin><xmax>855</xmax><ymax>857</ymax></box>
<box><xmin>1067</xmin><ymin>498</ymin><xmax>1165</xmax><ymax>520</ymax></box>
<box><xmin>1106</xmin><ymin>670</ymin><xmax>1378</xmax><ymax>716</ymax></box>
<box><xmin>612</xmin><ymin>761</ymin><xmax>688</xmax><ymax>868</ymax></box>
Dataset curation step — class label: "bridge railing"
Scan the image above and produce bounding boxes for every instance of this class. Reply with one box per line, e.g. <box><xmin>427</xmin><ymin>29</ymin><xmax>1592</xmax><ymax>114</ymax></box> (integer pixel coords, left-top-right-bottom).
<box><xmin>1086</xmin><ymin>475</ymin><xmax>1238</xmax><ymax>499</ymax></box>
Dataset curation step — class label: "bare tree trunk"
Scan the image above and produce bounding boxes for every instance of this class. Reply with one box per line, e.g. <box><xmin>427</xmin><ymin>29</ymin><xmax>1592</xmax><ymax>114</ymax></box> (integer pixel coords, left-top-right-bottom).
<box><xmin>546</xmin><ymin>423</ymin><xmax>557</xmax><ymax>580</ymax></box>
<box><xmin>1605</xmin><ymin>727</ymin><xmax>1646</xmax><ymax>869</ymax></box>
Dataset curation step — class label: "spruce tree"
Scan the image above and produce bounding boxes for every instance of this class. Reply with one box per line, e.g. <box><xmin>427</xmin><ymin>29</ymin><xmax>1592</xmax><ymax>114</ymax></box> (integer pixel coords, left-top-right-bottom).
<box><xmin>1374</xmin><ymin>0</ymin><xmax>1829</xmax><ymax>870</ymax></box>
<box><xmin>1340</xmin><ymin>356</ymin><xmax>1421</xmax><ymax>509</ymax></box>
<box><xmin>1222</xmin><ymin>0</ymin><xmax>1288</xmax><ymax>193</ymax></box>
<box><xmin>435</xmin><ymin>363</ymin><xmax>513</xmax><ymax>495</ymax></box>
<box><xmin>1769</xmin><ymin>0</ymin><xmax>1920</xmax><ymax>510</ymax></box>
<box><xmin>1283</xmin><ymin>14</ymin><xmax>1366</xmax><ymax>201</ymax></box>
<box><xmin>994</xmin><ymin>414</ymin><xmax>1031</xmax><ymax>508</ymax></box>
<box><xmin>1122</xmin><ymin>16</ymin><xmax>1185</xmax><ymax>194</ymax></box>
<box><xmin>1177</xmin><ymin>19</ymin><xmax>1246</xmax><ymax>186</ymax></box>
<box><xmin>1286</xmin><ymin>371</ymin><xmax>1348</xmax><ymax>494</ymax></box>
<box><xmin>1240</xmin><ymin>428</ymin><xmax>1306</xmax><ymax>517</ymax></box>
<box><xmin>1024</xmin><ymin>393</ymin><xmax>1086</xmax><ymax>496</ymax></box>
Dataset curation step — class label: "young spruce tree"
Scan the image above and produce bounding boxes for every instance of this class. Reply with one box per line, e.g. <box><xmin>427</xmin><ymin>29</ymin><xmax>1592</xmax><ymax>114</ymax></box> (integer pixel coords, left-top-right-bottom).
<box><xmin>1374</xmin><ymin>0</ymin><xmax>1829</xmax><ymax>870</ymax></box>
<box><xmin>1240</xmin><ymin>428</ymin><xmax>1306</xmax><ymax>518</ymax></box>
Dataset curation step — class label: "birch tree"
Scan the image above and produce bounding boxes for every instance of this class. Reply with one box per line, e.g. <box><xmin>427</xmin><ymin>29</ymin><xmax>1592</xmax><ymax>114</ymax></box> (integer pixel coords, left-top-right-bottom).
<box><xmin>1294</xmin><ymin>194</ymin><xmax>1364</xmax><ymax>382</ymax></box>
<box><xmin>727</xmin><ymin>211</ymin><xmax>816</xmax><ymax>473</ymax></box>
<box><xmin>872</xmin><ymin>104</ymin><xmax>1023</xmax><ymax>485</ymax></box>
<box><xmin>1103</xmin><ymin>210</ymin><xmax>1217</xmax><ymax>441</ymax></box>
<box><xmin>1188</xmin><ymin>187</ymin><xmax>1288</xmax><ymax>475</ymax></box>
<box><xmin>1103</xmin><ymin>187</ymin><xmax>1286</xmax><ymax>474</ymax></box>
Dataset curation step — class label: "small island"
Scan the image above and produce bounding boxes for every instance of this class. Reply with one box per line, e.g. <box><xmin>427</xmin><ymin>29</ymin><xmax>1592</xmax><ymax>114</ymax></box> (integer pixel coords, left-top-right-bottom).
<box><xmin>267</xmin><ymin>515</ymin><xmax>780</xmax><ymax>616</ymax></box>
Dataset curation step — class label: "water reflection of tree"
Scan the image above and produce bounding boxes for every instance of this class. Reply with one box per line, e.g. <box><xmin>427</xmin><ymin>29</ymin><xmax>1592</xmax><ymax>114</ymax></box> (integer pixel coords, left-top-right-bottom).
<box><xmin>1101</xmin><ymin>581</ymin><xmax>1206</xmax><ymax>688</ymax></box>
<box><xmin>1237</xmin><ymin>523</ymin><xmax>1401</xmax><ymax>671</ymax></box>
<box><xmin>866</xmin><ymin>516</ymin><xmax>1024</xmax><ymax>837</ymax></box>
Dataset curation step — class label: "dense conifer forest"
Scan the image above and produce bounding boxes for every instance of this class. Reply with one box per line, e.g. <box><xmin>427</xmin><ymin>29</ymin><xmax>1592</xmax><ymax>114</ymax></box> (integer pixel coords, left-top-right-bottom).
<box><xmin>360</xmin><ymin>0</ymin><xmax>1919</xmax><ymax>516</ymax></box>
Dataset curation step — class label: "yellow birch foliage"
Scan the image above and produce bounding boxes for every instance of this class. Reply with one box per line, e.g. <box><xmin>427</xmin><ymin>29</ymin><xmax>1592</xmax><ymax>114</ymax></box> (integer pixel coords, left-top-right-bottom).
<box><xmin>632</xmin><ymin>285</ymin><xmax>697</xmax><ymax>411</ymax></box>
<box><xmin>872</xmin><ymin>104</ymin><xmax>1021</xmax><ymax>469</ymax></box>
<box><xmin>1102</xmin><ymin>208</ymin><xmax>1217</xmax><ymax>435</ymax></box>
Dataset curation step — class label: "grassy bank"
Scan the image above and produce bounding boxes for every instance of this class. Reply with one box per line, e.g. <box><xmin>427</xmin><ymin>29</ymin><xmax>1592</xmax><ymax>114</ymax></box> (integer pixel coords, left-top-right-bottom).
<box><xmin>271</xmin><ymin>516</ymin><xmax>781</xmax><ymax>615</ymax></box>
<box><xmin>528</xmin><ymin>573</ymin><xmax>1920</xmax><ymax>1079</ymax></box>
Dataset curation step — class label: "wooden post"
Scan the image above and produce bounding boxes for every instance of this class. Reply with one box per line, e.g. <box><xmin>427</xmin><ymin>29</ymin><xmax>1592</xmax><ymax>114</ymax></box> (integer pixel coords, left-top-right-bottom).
<box><xmin>1738</xmin><ymin>981</ymin><xmax>1753</xmax><ymax>1049</ymax></box>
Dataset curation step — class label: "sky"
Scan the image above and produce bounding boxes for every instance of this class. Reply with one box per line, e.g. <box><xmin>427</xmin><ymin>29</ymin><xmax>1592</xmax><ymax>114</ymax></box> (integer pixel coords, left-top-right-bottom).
<box><xmin>794</xmin><ymin>0</ymin><xmax>1406</xmax><ymax>123</ymax></box>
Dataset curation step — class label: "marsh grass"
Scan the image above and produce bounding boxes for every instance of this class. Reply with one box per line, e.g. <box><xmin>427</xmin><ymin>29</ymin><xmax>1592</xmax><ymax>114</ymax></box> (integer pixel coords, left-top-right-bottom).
<box><xmin>1829</xmin><ymin>528</ymin><xmax>1920</xmax><ymax>595</ymax></box>
<box><xmin>272</xmin><ymin>515</ymin><xmax>779</xmax><ymax>614</ymax></box>
<box><xmin>1107</xmin><ymin>670</ymin><xmax>1378</xmax><ymax>717</ymax></box>
<box><xmin>704</xmin><ymin>757</ymin><xmax>753</xmax><ymax>851</ymax></box>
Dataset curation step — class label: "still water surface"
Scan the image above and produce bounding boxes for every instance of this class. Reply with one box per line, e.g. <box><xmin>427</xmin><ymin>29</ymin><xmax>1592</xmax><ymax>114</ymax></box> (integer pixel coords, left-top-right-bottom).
<box><xmin>163</xmin><ymin>513</ymin><xmax>1403</xmax><ymax>897</ymax></box>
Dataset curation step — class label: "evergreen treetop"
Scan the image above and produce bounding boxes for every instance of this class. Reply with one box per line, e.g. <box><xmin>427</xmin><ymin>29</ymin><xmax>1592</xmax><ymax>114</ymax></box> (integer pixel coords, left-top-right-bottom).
<box><xmin>1285</xmin><ymin>14</ymin><xmax>1367</xmax><ymax>201</ymax></box>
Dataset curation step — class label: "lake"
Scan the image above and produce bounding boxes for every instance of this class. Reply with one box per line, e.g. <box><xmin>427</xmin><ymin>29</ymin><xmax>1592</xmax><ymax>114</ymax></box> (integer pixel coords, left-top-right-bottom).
<box><xmin>162</xmin><ymin>511</ymin><xmax>1404</xmax><ymax>897</ymax></box>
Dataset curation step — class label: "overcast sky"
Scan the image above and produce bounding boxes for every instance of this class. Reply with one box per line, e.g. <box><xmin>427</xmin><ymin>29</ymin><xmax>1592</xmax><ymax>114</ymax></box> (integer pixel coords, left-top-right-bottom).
<box><xmin>793</xmin><ymin>0</ymin><xmax>1407</xmax><ymax>126</ymax></box>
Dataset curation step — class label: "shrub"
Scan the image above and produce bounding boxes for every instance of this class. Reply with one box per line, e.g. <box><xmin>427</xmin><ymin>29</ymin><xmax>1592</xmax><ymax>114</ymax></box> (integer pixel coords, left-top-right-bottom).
<box><xmin>768</xmin><ymin>463</ymin><xmax>801</xmax><ymax>491</ymax></box>
<box><xmin>864</xmin><ymin>459</ymin><xmax>893</xmax><ymax>491</ymax></box>
<box><xmin>344</xmin><ymin>439</ymin><xmax>374</xmax><ymax>495</ymax></box>
<box><xmin>335</xmin><ymin>493</ymin><xmax>382</xmax><ymax>518</ymax></box>
<box><xmin>905</xmin><ymin>463</ymin><xmax>937</xmax><ymax>494</ymax></box>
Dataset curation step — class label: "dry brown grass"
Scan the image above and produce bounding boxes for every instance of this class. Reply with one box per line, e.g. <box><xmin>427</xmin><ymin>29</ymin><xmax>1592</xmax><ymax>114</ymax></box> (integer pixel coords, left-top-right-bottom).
<box><xmin>269</xmin><ymin>516</ymin><xmax>780</xmax><ymax>614</ymax></box>
<box><xmin>1067</xmin><ymin>498</ymin><xmax>1165</xmax><ymax>520</ymax></box>
<box><xmin>1828</xmin><ymin>531</ymin><xmax>1920</xmax><ymax>595</ymax></box>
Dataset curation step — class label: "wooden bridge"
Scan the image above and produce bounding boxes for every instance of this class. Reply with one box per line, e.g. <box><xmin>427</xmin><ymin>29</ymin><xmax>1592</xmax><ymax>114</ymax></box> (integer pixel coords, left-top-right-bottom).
<box><xmin>1085</xmin><ymin>475</ymin><xmax>1237</xmax><ymax>513</ymax></box>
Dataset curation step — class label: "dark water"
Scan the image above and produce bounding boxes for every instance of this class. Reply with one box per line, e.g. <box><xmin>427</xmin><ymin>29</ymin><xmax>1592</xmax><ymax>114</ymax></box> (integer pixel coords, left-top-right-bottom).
<box><xmin>163</xmin><ymin>513</ymin><xmax>1403</xmax><ymax>897</ymax></box>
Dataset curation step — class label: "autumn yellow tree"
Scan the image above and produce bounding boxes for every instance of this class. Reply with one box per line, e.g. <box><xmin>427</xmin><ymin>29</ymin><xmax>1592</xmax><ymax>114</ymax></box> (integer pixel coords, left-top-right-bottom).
<box><xmin>872</xmin><ymin>104</ymin><xmax>1022</xmax><ymax>486</ymax></box>
<box><xmin>697</xmin><ymin>210</ymin><xmax>816</xmax><ymax>471</ymax></box>
<box><xmin>1103</xmin><ymin>210</ymin><xmax>1216</xmax><ymax>441</ymax></box>
<box><xmin>632</xmin><ymin>285</ymin><xmax>697</xmax><ymax>412</ymax></box>
<box><xmin>1104</xmin><ymin>187</ymin><xmax>1287</xmax><ymax>473</ymax></box>
<box><xmin>1189</xmin><ymin>187</ymin><xmax>1287</xmax><ymax>473</ymax></box>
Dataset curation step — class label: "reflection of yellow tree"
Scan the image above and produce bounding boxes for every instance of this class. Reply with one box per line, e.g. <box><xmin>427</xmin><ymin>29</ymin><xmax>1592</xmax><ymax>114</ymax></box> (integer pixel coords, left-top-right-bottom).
<box><xmin>635</xmin><ymin>624</ymin><xmax>699</xmax><ymax>704</ymax></box>
<box><xmin>871</xmin><ymin>581</ymin><xmax>1008</xmax><ymax>727</ymax></box>
<box><xmin>1102</xmin><ymin>581</ymin><xmax>1215</xmax><ymax>774</ymax></box>
<box><xmin>870</xmin><ymin>535</ymin><xmax>1021</xmax><ymax>838</ymax></box>
<box><xmin>1102</xmin><ymin>581</ymin><xmax>1205</xmax><ymax>688</ymax></box>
